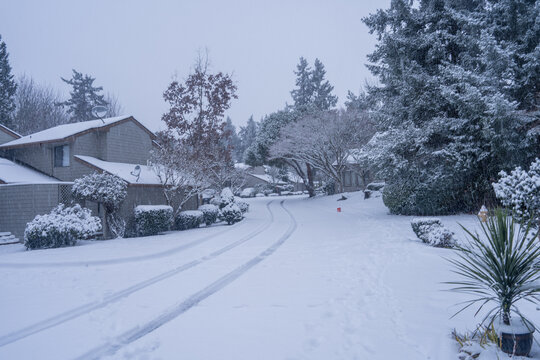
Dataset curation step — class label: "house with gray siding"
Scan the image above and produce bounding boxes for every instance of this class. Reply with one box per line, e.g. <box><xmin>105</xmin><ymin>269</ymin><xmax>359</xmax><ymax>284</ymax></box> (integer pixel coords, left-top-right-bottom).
<box><xmin>0</xmin><ymin>115</ymin><xmax>198</xmax><ymax>240</ymax></box>
<box><xmin>0</xmin><ymin>124</ymin><xmax>20</xmax><ymax>145</ymax></box>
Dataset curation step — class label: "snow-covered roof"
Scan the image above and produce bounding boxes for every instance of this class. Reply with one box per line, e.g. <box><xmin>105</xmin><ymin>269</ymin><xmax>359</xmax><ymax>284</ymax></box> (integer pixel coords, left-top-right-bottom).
<box><xmin>0</xmin><ymin>158</ymin><xmax>61</xmax><ymax>184</ymax></box>
<box><xmin>0</xmin><ymin>124</ymin><xmax>21</xmax><ymax>139</ymax></box>
<box><xmin>234</xmin><ymin>162</ymin><xmax>251</xmax><ymax>170</ymax></box>
<box><xmin>248</xmin><ymin>173</ymin><xmax>287</xmax><ymax>185</ymax></box>
<box><xmin>0</xmin><ymin>115</ymin><xmax>154</xmax><ymax>149</ymax></box>
<box><xmin>74</xmin><ymin>155</ymin><xmax>163</xmax><ymax>186</ymax></box>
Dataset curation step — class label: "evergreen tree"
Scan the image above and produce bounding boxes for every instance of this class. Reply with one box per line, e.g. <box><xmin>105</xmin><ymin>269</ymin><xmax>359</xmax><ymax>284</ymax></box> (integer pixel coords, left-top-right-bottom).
<box><xmin>238</xmin><ymin>115</ymin><xmax>258</xmax><ymax>162</ymax></box>
<box><xmin>0</xmin><ymin>35</ymin><xmax>17</xmax><ymax>129</ymax></box>
<box><xmin>58</xmin><ymin>69</ymin><xmax>107</xmax><ymax>122</ymax></box>
<box><xmin>361</xmin><ymin>0</ymin><xmax>538</xmax><ymax>215</ymax></box>
<box><xmin>311</xmin><ymin>59</ymin><xmax>338</xmax><ymax>111</ymax></box>
<box><xmin>223</xmin><ymin>116</ymin><xmax>242</xmax><ymax>162</ymax></box>
<box><xmin>290</xmin><ymin>57</ymin><xmax>313</xmax><ymax>112</ymax></box>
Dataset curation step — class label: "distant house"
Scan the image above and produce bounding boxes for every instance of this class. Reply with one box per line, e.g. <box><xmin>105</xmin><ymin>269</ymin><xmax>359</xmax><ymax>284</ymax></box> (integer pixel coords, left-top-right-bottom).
<box><xmin>335</xmin><ymin>150</ymin><xmax>372</xmax><ymax>193</ymax></box>
<box><xmin>235</xmin><ymin>163</ymin><xmax>305</xmax><ymax>192</ymax></box>
<box><xmin>0</xmin><ymin>115</ymin><xmax>198</xmax><ymax>239</ymax></box>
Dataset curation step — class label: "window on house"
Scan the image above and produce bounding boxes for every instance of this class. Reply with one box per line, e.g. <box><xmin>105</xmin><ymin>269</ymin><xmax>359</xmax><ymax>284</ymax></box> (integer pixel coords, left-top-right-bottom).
<box><xmin>54</xmin><ymin>145</ymin><xmax>70</xmax><ymax>167</ymax></box>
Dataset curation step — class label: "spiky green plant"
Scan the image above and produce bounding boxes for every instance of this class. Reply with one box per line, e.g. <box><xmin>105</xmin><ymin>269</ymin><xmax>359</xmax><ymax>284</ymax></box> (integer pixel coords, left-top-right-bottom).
<box><xmin>447</xmin><ymin>208</ymin><xmax>540</xmax><ymax>327</ymax></box>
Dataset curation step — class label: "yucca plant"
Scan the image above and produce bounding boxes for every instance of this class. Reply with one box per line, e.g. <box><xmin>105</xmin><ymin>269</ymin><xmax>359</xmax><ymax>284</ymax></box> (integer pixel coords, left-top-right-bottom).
<box><xmin>447</xmin><ymin>208</ymin><xmax>540</xmax><ymax>329</ymax></box>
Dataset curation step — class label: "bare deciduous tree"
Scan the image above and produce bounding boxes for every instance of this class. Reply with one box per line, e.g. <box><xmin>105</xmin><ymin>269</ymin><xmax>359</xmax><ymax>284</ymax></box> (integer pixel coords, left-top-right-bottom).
<box><xmin>271</xmin><ymin>109</ymin><xmax>374</xmax><ymax>193</ymax></box>
<box><xmin>12</xmin><ymin>75</ymin><xmax>69</xmax><ymax>135</ymax></box>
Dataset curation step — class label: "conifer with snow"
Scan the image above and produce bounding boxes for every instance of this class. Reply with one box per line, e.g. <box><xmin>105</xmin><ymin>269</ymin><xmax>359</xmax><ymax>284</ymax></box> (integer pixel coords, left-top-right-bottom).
<box><xmin>0</xmin><ymin>35</ymin><xmax>16</xmax><ymax>129</ymax></box>
<box><xmin>58</xmin><ymin>69</ymin><xmax>108</xmax><ymax>122</ymax></box>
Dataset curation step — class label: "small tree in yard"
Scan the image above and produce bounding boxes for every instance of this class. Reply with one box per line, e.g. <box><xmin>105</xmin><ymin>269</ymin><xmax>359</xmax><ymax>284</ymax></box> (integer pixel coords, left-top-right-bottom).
<box><xmin>151</xmin><ymin>132</ymin><xmax>208</xmax><ymax>216</ymax></box>
<box><xmin>271</xmin><ymin>109</ymin><xmax>373</xmax><ymax>194</ymax></box>
<box><xmin>72</xmin><ymin>172</ymin><xmax>127</xmax><ymax>238</ymax></box>
<box><xmin>155</xmin><ymin>53</ymin><xmax>238</xmax><ymax>195</ymax></box>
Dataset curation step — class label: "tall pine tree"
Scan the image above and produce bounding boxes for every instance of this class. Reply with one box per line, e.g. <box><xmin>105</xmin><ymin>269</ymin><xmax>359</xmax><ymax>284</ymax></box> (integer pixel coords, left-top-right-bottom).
<box><xmin>58</xmin><ymin>69</ymin><xmax>107</xmax><ymax>122</ymax></box>
<box><xmin>0</xmin><ymin>35</ymin><xmax>17</xmax><ymax>129</ymax></box>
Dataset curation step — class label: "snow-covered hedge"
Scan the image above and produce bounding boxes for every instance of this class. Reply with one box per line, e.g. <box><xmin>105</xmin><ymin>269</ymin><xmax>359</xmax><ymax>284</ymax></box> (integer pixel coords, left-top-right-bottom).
<box><xmin>198</xmin><ymin>204</ymin><xmax>219</xmax><ymax>226</ymax></box>
<box><xmin>72</xmin><ymin>172</ymin><xmax>127</xmax><ymax>211</ymax></box>
<box><xmin>220</xmin><ymin>203</ymin><xmax>243</xmax><ymax>225</ymax></box>
<box><xmin>411</xmin><ymin>218</ymin><xmax>456</xmax><ymax>248</ymax></box>
<box><xmin>175</xmin><ymin>210</ymin><xmax>204</xmax><ymax>230</ymax></box>
<box><xmin>493</xmin><ymin>158</ymin><xmax>540</xmax><ymax>224</ymax></box>
<box><xmin>24</xmin><ymin>204</ymin><xmax>101</xmax><ymax>250</ymax></box>
<box><xmin>240</xmin><ymin>187</ymin><xmax>256</xmax><ymax>198</ymax></box>
<box><xmin>134</xmin><ymin>205</ymin><xmax>173</xmax><ymax>236</ymax></box>
<box><xmin>236</xmin><ymin>200</ymin><xmax>249</xmax><ymax>214</ymax></box>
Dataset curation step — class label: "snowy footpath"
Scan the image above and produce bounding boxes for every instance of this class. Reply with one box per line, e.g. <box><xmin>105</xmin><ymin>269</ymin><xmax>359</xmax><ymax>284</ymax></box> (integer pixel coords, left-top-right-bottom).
<box><xmin>0</xmin><ymin>193</ymin><xmax>539</xmax><ymax>359</ymax></box>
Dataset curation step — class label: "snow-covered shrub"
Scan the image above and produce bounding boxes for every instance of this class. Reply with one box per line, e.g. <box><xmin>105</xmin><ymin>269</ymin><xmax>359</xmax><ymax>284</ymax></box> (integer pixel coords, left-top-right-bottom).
<box><xmin>236</xmin><ymin>200</ymin><xmax>249</xmax><ymax>214</ymax></box>
<box><xmin>411</xmin><ymin>218</ymin><xmax>456</xmax><ymax>248</ymax></box>
<box><xmin>219</xmin><ymin>187</ymin><xmax>235</xmax><ymax>208</ymax></box>
<box><xmin>493</xmin><ymin>158</ymin><xmax>540</xmax><ymax>224</ymax></box>
<box><xmin>240</xmin><ymin>187</ymin><xmax>256</xmax><ymax>198</ymax></box>
<box><xmin>134</xmin><ymin>205</ymin><xmax>173</xmax><ymax>236</ymax></box>
<box><xmin>24</xmin><ymin>204</ymin><xmax>101</xmax><ymax>250</ymax></box>
<box><xmin>198</xmin><ymin>204</ymin><xmax>219</xmax><ymax>226</ymax></box>
<box><xmin>72</xmin><ymin>172</ymin><xmax>127</xmax><ymax>210</ymax></box>
<box><xmin>255</xmin><ymin>193</ymin><xmax>265</xmax><ymax>197</ymax></box>
<box><xmin>210</xmin><ymin>187</ymin><xmax>236</xmax><ymax>209</ymax></box>
<box><xmin>175</xmin><ymin>210</ymin><xmax>204</xmax><ymax>230</ymax></box>
<box><xmin>220</xmin><ymin>203</ymin><xmax>243</xmax><ymax>225</ymax></box>
<box><xmin>72</xmin><ymin>172</ymin><xmax>128</xmax><ymax>238</ymax></box>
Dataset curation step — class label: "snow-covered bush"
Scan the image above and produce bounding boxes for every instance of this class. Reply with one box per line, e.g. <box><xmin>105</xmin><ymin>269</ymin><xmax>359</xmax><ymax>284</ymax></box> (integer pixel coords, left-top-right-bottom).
<box><xmin>255</xmin><ymin>193</ymin><xmax>265</xmax><ymax>197</ymax></box>
<box><xmin>220</xmin><ymin>203</ymin><xmax>243</xmax><ymax>225</ymax></box>
<box><xmin>72</xmin><ymin>172</ymin><xmax>128</xmax><ymax>238</ymax></box>
<box><xmin>411</xmin><ymin>218</ymin><xmax>456</xmax><ymax>248</ymax></box>
<box><xmin>198</xmin><ymin>204</ymin><xmax>219</xmax><ymax>226</ymax></box>
<box><xmin>210</xmin><ymin>187</ymin><xmax>236</xmax><ymax>209</ymax></box>
<box><xmin>72</xmin><ymin>172</ymin><xmax>127</xmax><ymax>210</ymax></box>
<box><xmin>240</xmin><ymin>187</ymin><xmax>256</xmax><ymax>198</ymax></box>
<box><xmin>134</xmin><ymin>205</ymin><xmax>173</xmax><ymax>236</ymax></box>
<box><xmin>24</xmin><ymin>204</ymin><xmax>101</xmax><ymax>250</ymax></box>
<box><xmin>236</xmin><ymin>200</ymin><xmax>249</xmax><ymax>214</ymax></box>
<box><xmin>175</xmin><ymin>210</ymin><xmax>204</xmax><ymax>230</ymax></box>
<box><xmin>493</xmin><ymin>158</ymin><xmax>540</xmax><ymax>224</ymax></box>
<box><xmin>219</xmin><ymin>187</ymin><xmax>235</xmax><ymax>208</ymax></box>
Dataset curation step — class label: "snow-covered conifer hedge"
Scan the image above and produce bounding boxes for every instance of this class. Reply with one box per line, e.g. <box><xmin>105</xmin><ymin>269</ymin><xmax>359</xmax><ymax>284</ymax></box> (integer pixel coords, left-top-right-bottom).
<box><xmin>411</xmin><ymin>218</ymin><xmax>455</xmax><ymax>248</ymax></box>
<box><xmin>198</xmin><ymin>204</ymin><xmax>219</xmax><ymax>226</ymax></box>
<box><xmin>175</xmin><ymin>210</ymin><xmax>204</xmax><ymax>230</ymax></box>
<box><xmin>24</xmin><ymin>204</ymin><xmax>101</xmax><ymax>250</ymax></box>
<box><xmin>134</xmin><ymin>205</ymin><xmax>173</xmax><ymax>236</ymax></box>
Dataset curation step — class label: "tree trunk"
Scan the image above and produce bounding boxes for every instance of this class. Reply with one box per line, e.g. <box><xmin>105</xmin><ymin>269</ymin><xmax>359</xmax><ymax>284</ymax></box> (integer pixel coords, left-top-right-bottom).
<box><xmin>306</xmin><ymin>163</ymin><xmax>316</xmax><ymax>197</ymax></box>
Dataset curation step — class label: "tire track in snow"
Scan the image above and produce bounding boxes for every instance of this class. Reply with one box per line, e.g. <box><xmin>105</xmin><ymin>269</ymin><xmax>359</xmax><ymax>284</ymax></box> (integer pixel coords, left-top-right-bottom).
<box><xmin>0</xmin><ymin>206</ymin><xmax>256</xmax><ymax>269</ymax></box>
<box><xmin>75</xmin><ymin>200</ymin><xmax>297</xmax><ymax>360</ymax></box>
<box><xmin>0</xmin><ymin>201</ymin><xmax>275</xmax><ymax>347</ymax></box>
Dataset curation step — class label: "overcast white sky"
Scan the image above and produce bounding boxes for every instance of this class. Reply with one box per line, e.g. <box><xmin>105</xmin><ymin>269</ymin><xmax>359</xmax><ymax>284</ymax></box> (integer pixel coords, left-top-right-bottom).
<box><xmin>0</xmin><ymin>0</ymin><xmax>389</xmax><ymax>131</ymax></box>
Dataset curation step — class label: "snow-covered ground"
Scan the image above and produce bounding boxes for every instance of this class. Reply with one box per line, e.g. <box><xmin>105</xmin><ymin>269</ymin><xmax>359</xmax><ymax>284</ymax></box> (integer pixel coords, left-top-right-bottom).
<box><xmin>0</xmin><ymin>192</ymin><xmax>538</xmax><ymax>359</ymax></box>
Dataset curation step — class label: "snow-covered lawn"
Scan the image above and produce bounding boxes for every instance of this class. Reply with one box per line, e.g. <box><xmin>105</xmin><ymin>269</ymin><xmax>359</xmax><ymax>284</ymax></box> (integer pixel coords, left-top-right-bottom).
<box><xmin>0</xmin><ymin>192</ymin><xmax>538</xmax><ymax>359</ymax></box>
